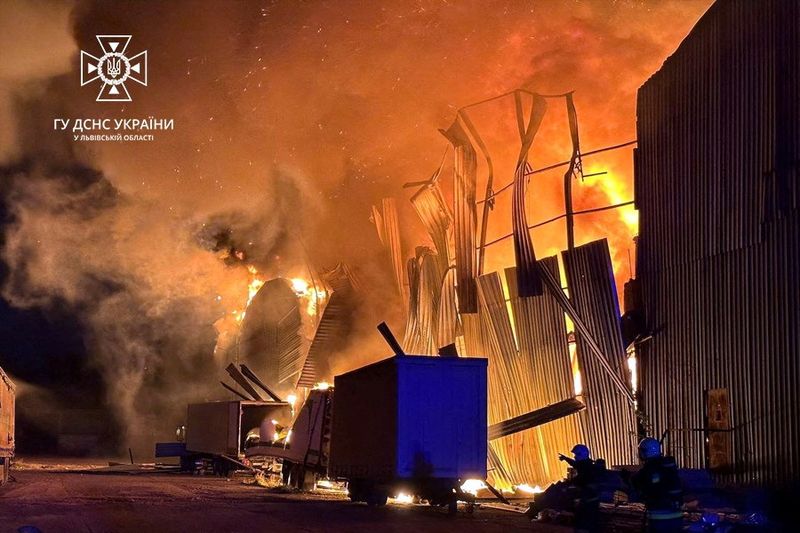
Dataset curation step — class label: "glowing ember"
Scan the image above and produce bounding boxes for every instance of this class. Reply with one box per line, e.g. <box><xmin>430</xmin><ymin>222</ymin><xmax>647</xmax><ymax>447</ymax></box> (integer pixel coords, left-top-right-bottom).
<box><xmin>460</xmin><ymin>479</ymin><xmax>486</xmax><ymax>496</ymax></box>
<box><xmin>313</xmin><ymin>381</ymin><xmax>330</xmax><ymax>391</ymax></box>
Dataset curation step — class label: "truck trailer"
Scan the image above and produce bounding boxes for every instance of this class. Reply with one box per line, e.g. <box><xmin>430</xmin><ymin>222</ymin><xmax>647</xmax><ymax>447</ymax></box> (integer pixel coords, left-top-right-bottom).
<box><xmin>329</xmin><ymin>355</ymin><xmax>488</xmax><ymax>510</ymax></box>
<box><xmin>0</xmin><ymin>366</ymin><xmax>14</xmax><ymax>486</ymax></box>
<box><xmin>156</xmin><ymin>399</ymin><xmax>291</xmax><ymax>475</ymax></box>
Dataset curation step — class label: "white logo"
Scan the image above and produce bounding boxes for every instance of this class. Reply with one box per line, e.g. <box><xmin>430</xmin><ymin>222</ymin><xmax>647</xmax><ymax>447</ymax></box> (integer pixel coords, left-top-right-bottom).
<box><xmin>80</xmin><ymin>35</ymin><xmax>147</xmax><ymax>102</ymax></box>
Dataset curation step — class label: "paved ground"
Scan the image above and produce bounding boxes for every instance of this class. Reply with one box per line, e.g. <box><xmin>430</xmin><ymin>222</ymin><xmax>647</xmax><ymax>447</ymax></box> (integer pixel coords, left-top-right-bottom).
<box><xmin>0</xmin><ymin>468</ymin><xmax>568</xmax><ymax>533</ymax></box>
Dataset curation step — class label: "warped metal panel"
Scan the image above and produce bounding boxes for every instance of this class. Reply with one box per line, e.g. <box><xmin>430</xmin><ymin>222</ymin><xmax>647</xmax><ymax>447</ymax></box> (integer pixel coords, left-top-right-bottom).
<box><xmin>636</xmin><ymin>0</ymin><xmax>800</xmax><ymax>486</ymax></box>
<box><xmin>400</xmin><ymin>248</ymin><xmax>439</xmax><ymax>355</ymax></box>
<box><xmin>415</xmin><ymin>248</ymin><xmax>440</xmax><ymax>355</ymax></box>
<box><xmin>511</xmin><ymin>92</ymin><xmax>546</xmax><ymax>297</ymax></box>
<box><xmin>371</xmin><ymin>198</ymin><xmax>408</xmax><ymax>313</ymax></box>
<box><xmin>562</xmin><ymin>239</ymin><xmax>638</xmax><ymax>467</ymax></box>
<box><xmin>436</xmin><ymin>267</ymin><xmax>460</xmax><ymax>348</ymax></box>
<box><xmin>506</xmin><ymin>260</ymin><xmax>584</xmax><ymax>480</ymax></box>
<box><xmin>459</xmin><ymin>312</ymin><xmax>484</xmax><ymax>358</ymax></box>
<box><xmin>276</xmin><ymin>308</ymin><xmax>304</xmax><ymax>384</ymax></box>
<box><xmin>410</xmin><ymin>182</ymin><xmax>452</xmax><ymax>281</ymax></box>
<box><xmin>506</xmin><ymin>260</ymin><xmax>575</xmax><ymax>404</ymax></box>
<box><xmin>476</xmin><ymin>272</ymin><xmax>549</xmax><ymax>486</ymax></box>
<box><xmin>297</xmin><ymin>268</ymin><xmax>356</xmax><ymax>388</ymax></box>
<box><xmin>441</xmin><ymin>118</ymin><xmax>478</xmax><ymax>313</ymax></box>
<box><xmin>239</xmin><ymin>278</ymin><xmax>304</xmax><ymax>397</ymax></box>
<box><xmin>488</xmin><ymin>398</ymin><xmax>585</xmax><ymax>441</ymax></box>
<box><xmin>401</xmin><ymin>254</ymin><xmax>423</xmax><ymax>354</ymax></box>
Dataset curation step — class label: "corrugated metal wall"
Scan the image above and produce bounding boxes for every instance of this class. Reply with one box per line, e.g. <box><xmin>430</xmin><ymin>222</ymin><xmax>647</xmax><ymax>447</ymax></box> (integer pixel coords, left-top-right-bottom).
<box><xmin>635</xmin><ymin>0</ymin><xmax>800</xmax><ymax>486</ymax></box>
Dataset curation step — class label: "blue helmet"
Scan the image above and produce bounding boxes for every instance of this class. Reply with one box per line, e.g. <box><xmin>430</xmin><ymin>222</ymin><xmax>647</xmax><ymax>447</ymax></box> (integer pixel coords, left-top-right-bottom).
<box><xmin>571</xmin><ymin>444</ymin><xmax>590</xmax><ymax>461</ymax></box>
<box><xmin>638</xmin><ymin>437</ymin><xmax>662</xmax><ymax>460</ymax></box>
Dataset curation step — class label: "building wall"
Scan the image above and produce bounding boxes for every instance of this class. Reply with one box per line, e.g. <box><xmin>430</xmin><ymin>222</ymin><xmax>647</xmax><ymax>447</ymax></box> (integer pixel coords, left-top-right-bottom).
<box><xmin>635</xmin><ymin>0</ymin><xmax>799</xmax><ymax>486</ymax></box>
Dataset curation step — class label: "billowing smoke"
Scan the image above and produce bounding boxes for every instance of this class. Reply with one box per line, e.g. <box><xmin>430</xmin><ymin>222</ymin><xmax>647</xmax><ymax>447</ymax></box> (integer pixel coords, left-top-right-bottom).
<box><xmin>0</xmin><ymin>0</ymin><xmax>711</xmax><ymax>454</ymax></box>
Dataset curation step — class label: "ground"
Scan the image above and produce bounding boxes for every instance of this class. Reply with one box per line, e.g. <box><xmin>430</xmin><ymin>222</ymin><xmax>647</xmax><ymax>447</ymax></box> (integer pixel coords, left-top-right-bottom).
<box><xmin>0</xmin><ymin>466</ymin><xmax>568</xmax><ymax>533</ymax></box>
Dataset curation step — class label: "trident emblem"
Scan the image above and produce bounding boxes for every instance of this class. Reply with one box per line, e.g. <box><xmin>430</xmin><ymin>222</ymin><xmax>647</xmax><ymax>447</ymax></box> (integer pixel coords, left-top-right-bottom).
<box><xmin>80</xmin><ymin>35</ymin><xmax>147</xmax><ymax>102</ymax></box>
<box><xmin>106</xmin><ymin>57</ymin><xmax>122</xmax><ymax>78</ymax></box>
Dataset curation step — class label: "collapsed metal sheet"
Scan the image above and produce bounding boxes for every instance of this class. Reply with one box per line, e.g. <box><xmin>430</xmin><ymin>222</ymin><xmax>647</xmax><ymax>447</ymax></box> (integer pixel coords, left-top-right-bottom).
<box><xmin>562</xmin><ymin>239</ymin><xmax>638</xmax><ymax>467</ymax></box>
<box><xmin>506</xmin><ymin>259</ymin><xmax>585</xmax><ymax>479</ymax></box>
<box><xmin>488</xmin><ymin>398</ymin><xmax>585</xmax><ymax>441</ymax></box>
<box><xmin>410</xmin><ymin>181</ymin><xmax>452</xmax><ymax>281</ymax></box>
<box><xmin>436</xmin><ymin>267</ymin><xmax>460</xmax><ymax>348</ymax></box>
<box><xmin>239</xmin><ymin>278</ymin><xmax>305</xmax><ymax>397</ymax></box>
<box><xmin>297</xmin><ymin>265</ymin><xmax>358</xmax><ymax>388</ymax></box>
<box><xmin>475</xmin><ymin>272</ymin><xmax>551</xmax><ymax>486</ymax></box>
<box><xmin>511</xmin><ymin>92</ymin><xmax>547</xmax><ymax>297</ymax></box>
<box><xmin>458</xmin><ymin>109</ymin><xmax>494</xmax><ymax>276</ymax></box>
<box><xmin>441</xmin><ymin>118</ymin><xmax>478</xmax><ymax>313</ymax></box>
<box><xmin>414</xmin><ymin>247</ymin><xmax>441</xmax><ymax>355</ymax></box>
<box><xmin>371</xmin><ymin>198</ymin><xmax>408</xmax><ymax>313</ymax></box>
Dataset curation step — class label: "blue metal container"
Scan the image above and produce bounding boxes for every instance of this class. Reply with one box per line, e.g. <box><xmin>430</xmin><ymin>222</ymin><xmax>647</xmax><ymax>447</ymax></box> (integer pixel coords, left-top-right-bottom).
<box><xmin>329</xmin><ymin>355</ymin><xmax>487</xmax><ymax>498</ymax></box>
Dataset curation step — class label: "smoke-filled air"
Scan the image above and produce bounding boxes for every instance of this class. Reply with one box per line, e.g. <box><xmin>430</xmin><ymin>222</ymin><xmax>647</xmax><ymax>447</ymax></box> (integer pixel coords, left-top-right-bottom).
<box><xmin>0</xmin><ymin>0</ymin><xmax>712</xmax><ymax>456</ymax></box>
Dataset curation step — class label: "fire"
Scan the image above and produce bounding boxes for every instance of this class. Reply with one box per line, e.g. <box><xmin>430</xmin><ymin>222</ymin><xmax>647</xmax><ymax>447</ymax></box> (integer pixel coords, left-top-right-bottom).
<box><xmin>247</xmin><ymin>266</ymin><xmax>265</xmax><ymax>306</ymax></box>
<box><xmin>581</xmin><ymin>164</ymin><xmax>639</xmax><ymax>235</ymax></box>
<box><xmin>228</xmin><ymin>265</ymin><xmax>267</xmax><ymax>324</ymax></box>
<box><xmin>290</xmin><ymin>277</ymin><xmax>309</xmax><ymax>294</ymax></box>
<box><xmin>460</xmin><ymin>479</ymin><xmax>486</xmax><ymax>496</ymax></box>
<box><xmin>391</xmin><ymin>493</ymin><xmax>414</xmax><ymax>504</ymax></box>
<box><xmin>290</xmin><ymin>277</ymin><xmax>327</xmax><ymax>316</ymax></box>
<box><xmin>568</xmin><ymin>342</ymin><xmax>583</xmax><ymax>396</ymax></box>
<box><xmin>627</xmin><ymin>351</ymin><xmax>638</xmax><ymax>393</ymax></box>
<box><xmin>516</xmin><ymin>483</ymin><xmax>544</xmax><ymax>495</ymax></box>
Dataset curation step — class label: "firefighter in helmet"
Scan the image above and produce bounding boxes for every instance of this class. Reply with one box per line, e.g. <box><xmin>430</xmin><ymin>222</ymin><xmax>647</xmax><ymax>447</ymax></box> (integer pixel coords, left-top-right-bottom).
<box><xmin>631</xmin><ymin>437</ymin><xmax>683</xmax><ymax>532</ymax></box>
<box><xmin>559</xmin><ymin>444</ymin><xmax>602</xmax><ymax>533</ymax></box>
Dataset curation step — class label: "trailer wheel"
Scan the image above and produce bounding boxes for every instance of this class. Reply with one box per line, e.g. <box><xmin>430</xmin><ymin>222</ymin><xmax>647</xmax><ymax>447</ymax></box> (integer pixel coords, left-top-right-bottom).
<box><xmin>367</xmin><ymin>491</ymin><xmax>388</xmax><ymax>507</ymax></box>
<box><xmin>447</xmin><ymin>498</ymin><xmax>458</xmax><ymax>515</ymax></box>
<box><xmin>348</xmin><ymin>479</ymin><xmax>365</xmax><ymax>502</ymax></box>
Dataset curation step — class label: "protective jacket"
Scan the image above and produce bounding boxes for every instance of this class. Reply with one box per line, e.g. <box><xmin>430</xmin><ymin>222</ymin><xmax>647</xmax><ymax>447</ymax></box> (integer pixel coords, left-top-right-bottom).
<box><xmin>632</xmin><ymin>455</ymin><xmax>683</xmax><ymax>520</ymax></box>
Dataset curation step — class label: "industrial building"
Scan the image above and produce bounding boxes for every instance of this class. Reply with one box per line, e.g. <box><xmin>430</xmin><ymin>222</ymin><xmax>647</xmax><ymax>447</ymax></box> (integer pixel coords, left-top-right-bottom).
<box><xmin>635</xmin><ymin>0</ymin><xmax>799</xmax><ymax>486</ymax></box>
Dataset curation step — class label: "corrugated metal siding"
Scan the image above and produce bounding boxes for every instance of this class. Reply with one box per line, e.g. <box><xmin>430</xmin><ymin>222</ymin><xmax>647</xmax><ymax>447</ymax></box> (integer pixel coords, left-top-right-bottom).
<box><xmin>562</xmin><ymin>239</ymin><xmax>638</xmax><ymax>467</ymax></box>
<box><xmin>506</xmin><ymin>261</ymin><xmax>584</xmax><ymax>478</ymax></box>
<box><xmin>636</xmin><ymin>0</ymin><xmax>800</xmax><ymax>486</ymax></box>
<box><xmin>475</xmin><ymin>272</ymin><xmax>540</xmax><ymax>485</ymax></box>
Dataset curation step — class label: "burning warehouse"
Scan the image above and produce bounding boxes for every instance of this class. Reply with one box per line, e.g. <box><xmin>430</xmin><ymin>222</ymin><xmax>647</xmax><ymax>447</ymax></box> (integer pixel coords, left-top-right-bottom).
<box><xmin>0</xmin><ymin>0</ymin><xmax>797</xmax><ymax>531</ymax></box>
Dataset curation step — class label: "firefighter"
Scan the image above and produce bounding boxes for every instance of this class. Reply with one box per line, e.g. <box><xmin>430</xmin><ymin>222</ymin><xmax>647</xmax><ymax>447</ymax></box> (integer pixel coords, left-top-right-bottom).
<box><xmin>559</xmin><ymin>444</ymin><xmax>601</xmax><ymax>533</ymax></box>
<box><xmin>631</xmin><ymin>437</ymin><xmax>683</xmax><ymax>532</ymax></box>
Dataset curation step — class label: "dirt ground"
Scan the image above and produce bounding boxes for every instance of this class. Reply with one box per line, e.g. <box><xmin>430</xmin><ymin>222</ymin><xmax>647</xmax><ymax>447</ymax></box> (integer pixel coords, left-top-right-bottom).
<box><xmin>0</xmin><ymin>467</ymin><xmax>569</xmax><ymax>533</ymax></box>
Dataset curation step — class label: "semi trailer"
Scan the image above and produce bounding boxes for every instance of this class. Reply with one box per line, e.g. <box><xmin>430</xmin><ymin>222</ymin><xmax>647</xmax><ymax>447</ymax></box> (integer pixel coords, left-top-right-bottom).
<box><xmin>0</xmin><ymin>366</ymin><xmax>14</xmax><ymax>486</ymax></box>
